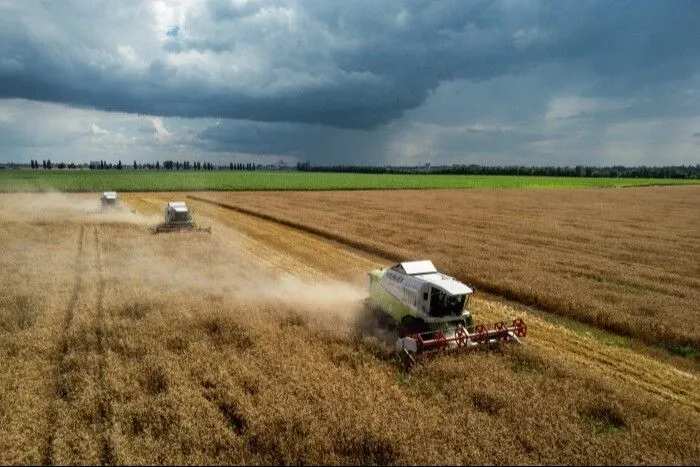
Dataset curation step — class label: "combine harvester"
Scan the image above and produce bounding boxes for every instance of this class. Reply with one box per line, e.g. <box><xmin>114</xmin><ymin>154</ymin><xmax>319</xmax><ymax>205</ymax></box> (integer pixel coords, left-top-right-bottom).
<box><xmin>365</xmin><ymin>260</ymin><xmax>526</xmax><ymax>363</ymax></box>
<box><xmin>151</xmin><ymin>201</ymin><xmax>212</xmax><ymax>234</ymax></box>
<box><xmin>100</xmin><ymin>191</ymin><xmax>119</xmax><ymax>210</ymax></box>
<box><xmin>98</xmin><ymin>191</ymin><xmax>136</xmax><ymax>213</ymax></box>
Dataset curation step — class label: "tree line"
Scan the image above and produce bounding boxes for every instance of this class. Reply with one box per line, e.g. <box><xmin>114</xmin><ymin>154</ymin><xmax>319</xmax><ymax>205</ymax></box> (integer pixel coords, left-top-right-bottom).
<box><xmin>26</xmin><ymin>160</ymin><xmax>261</xmax><ymax>171</ymax></box>
<box><xmin>29</xmin><ymin>160</ymin><xmax>81</xmax><ymax>170</ymax></box>
<box><xmin>23</xmin><ymin>159</ymin><xmax>700</xmax><ymax>178</ymax></box>
<box><xmin>296</xmin><ymin>162</ymin><xmax>700</xmax><ymax>179</ymax></box>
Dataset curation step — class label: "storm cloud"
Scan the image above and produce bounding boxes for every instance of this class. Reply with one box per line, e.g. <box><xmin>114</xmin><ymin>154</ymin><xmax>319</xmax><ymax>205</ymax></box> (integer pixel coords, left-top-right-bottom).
<box><xmin>0</xmin><ymin>0</ymin><xmax>699</xmax><ymax>165</ymax></box>
<box><xmin>1</xmin><ymin>0</ymin><xmax>698</xmax><ymax>129</ymax></box>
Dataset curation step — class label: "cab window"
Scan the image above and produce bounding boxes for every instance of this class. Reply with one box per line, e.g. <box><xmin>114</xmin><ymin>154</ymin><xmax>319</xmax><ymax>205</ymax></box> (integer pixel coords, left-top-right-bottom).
<box><xmin>429</xmin><ymin>288</ymin><xmax>466</xmax><ymax>317</ymax></box>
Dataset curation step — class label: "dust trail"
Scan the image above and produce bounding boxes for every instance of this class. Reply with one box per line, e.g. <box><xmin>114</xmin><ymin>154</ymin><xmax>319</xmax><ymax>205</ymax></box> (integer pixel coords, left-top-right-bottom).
<box><xmin>240</xmin><ymin>273</ymin><xmax>366</xmax><ymax>308</ymax></box>
<box><xmin>239</xmin><ymin>273</ymin><xmax>371</xmax><ymax>329</ymax></box>
<box><xmin>126</xmin><ymin>247</ymin><xmax>366</xmax><ymax>314</ymax></box>
<box><xmin>0</xmin><ymin>192</ymin><xmax>160</xmax><ymax>226</ymax></box>
<box><xmin>107</xmin><ymin>223</ymin><xmax>370</xmax><ymax>332</ymax></box>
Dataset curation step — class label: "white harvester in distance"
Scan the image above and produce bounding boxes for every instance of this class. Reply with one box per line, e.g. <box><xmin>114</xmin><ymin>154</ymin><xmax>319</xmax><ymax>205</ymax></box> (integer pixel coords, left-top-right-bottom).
<box><xmin>100</xmin><ymin>191</ymin><xmax>119</xmax><ymax>209</ymax></box>
<box><xmin>151</xmin><ymin>201</ymin><xmax>212</xmax><ymax>234</ymax></box>
<box><xmin>365</xmin><ymin>260</ymin><xmax>527</xmax><ymax>363</ymax></box>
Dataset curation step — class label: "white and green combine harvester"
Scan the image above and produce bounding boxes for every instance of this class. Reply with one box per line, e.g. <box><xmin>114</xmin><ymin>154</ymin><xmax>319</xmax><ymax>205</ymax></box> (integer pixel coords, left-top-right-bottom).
<box><xmin>100</xmin><ymin>191</ymin><xmax>119</xmax><ymax>209</ymax></box>
<box><xmin>366</xmin><ymin>260</ymin><xmax>527</xmax><ymax>360</ymax></box>
<box><xmin>151</xmin><ymin>201</ymin><xmax>212</xmax><ymax>234</ymax></box>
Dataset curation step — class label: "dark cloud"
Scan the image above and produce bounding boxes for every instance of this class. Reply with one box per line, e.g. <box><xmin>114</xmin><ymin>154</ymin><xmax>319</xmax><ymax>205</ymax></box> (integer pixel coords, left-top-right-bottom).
<box><xmin>1</xmin><ymin>0</ymin><xmax>698</xmax><ymax>130</ymax></box>
<box><xmin>1</xmin><ymin>1</ymin><xmax>699</xmax><ymax>167</ymax></box>
<box><xmin>196</xmin><ymin>120</ymin><xmax>395</xmax><ymax>165</ymax></box>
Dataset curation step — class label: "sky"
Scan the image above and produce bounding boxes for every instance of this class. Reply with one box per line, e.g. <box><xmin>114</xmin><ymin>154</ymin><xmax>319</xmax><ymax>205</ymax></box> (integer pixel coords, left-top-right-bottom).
<box><xmin>1</xmin><ymin>0</ymin><xmax>699</xmax><ymax>167</ymax></box>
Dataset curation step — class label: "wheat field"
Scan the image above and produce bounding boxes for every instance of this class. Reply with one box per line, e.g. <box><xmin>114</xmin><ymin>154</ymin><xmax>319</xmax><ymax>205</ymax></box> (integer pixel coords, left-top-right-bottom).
<box><xmin>192</xmin><ymin>186</ymin><xmax>700</xmax><ymax>354</ymax></box>
<box><xmin>0</xmin><ymin>191</ymin><xmax>698</xmax><ymax>465</ymax></box>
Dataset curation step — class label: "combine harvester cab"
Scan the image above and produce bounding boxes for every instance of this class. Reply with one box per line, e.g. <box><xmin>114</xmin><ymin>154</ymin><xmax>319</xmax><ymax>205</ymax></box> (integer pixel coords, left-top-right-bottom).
<box><xmin>366</xmin><ymin>260</ymin><xmax>527</xmax><ymax>363</ymax></box>
<box><xmin>151</xmin><ymin>201</ymin><xmax>212</xmax><ymax>234</ymax></box>
<box><xmin>100</xmin><ymin>191</ymin><xmax>119</xmax><ymax>209</ymax></box>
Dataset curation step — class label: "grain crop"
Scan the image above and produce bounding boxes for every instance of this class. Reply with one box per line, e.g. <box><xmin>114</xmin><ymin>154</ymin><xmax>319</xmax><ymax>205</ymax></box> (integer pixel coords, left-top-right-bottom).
<box><xmin>194</xmin><ymin>186</ymin><xmax>700</xmax><ymax>355</ymax></box>
<box><xmin>0</xmin><ymin>192</ymin><xmax>698</xmax><ymax>465</ymax></box>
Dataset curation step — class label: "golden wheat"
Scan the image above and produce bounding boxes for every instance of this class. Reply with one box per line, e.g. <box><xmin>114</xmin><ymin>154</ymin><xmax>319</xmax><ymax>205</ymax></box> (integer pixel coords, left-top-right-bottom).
<box><xmin>0</xmin><ymin>192</ymin><xmax>698</xmax><ymax>465</ymax></box>
<box><xmin>197</xmin><ymin>186</ymin><xmax>700</xmax><ymax>352</ymax></box>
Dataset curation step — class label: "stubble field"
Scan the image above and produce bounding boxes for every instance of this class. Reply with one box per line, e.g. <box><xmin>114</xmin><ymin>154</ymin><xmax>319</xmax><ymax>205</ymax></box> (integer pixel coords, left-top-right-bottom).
<box><xmin>0</xmin><ymin>190</ymin><xmax>698</xmax><ymax>465</ymax></box>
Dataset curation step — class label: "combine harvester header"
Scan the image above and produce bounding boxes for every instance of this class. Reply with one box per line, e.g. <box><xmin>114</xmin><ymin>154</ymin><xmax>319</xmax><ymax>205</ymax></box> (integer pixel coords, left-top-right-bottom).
<box><xmin>365</xmin><ymin>260</ymin><xmax>527</xmax><ymax>363</ymax></box>
<box><xmin>394</xmin><ymin>318</ymin><xmax>528</xmax><ymax>356</ymax></box>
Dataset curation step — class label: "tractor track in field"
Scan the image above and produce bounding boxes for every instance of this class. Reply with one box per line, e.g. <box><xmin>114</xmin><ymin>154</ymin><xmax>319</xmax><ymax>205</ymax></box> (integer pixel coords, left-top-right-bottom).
<box><xmin>42</xmin><ymin>224</ymin><xmax>85</xmax><ymax>466</ymax></box>
<box><xmin>93</xmin><ymin>227</ymin><xmax>115</xmax><ymax>466</ymax></box>
<box><xmin>42</xmin><ymin>225</ymin><xmax>116</xmax><ymax>466</ymax></box>
<box><xmin>125</xmin><ymin>193</ymin><xmax>700</xmax><ymax>414</ymax></box>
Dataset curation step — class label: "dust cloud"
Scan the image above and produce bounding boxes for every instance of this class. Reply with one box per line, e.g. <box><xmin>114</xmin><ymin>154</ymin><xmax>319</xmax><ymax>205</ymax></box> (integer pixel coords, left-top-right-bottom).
<box><xmin>0</xmin><ymin>192</ymin><xmax>377</xmax><ymax>337</ymax></box>
<box><xmin>105</xmin><ymin>221</ymin><xmax>370</xmax><ymax>332</ymax></box>
<box><xmin>241</xmin><ymin>274</ymin><xmax>366</xmax><ymax>308</ymax></box>
<box><xmin>120</xmin><ymin>245</ymin><xmax>367</xmax><ymax>321</ymax></box>
<box><xmin>0</xmin><ymin>192</ymin><xmax>161</xmax><ymax>226</ymax></box>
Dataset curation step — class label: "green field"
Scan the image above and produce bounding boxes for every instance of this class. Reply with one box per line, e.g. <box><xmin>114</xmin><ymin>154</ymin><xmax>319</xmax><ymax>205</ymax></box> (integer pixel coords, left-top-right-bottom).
<box><xmin>0</xmin><ymin>169</ymin><xmax>697</xmax><ymax>192</ymax></box>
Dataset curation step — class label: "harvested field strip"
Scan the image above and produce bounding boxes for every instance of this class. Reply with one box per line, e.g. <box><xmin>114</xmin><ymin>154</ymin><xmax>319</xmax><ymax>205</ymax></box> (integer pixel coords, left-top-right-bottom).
<box><xmin>176</xmin><ymin>194</ymin><xmax>384</xmax><ymax>284</ymax></box>
<box><xmin>0</xmin><ymin>220</ymin><xmax>80</xmax><ymax>465</ymax></box>
<box><xmin>42</xmin><ymin>224</ymin><xmax>85</xmax><ymax>466</ymax></box>
<box><xmin>42</xmin><ymin>225</ymin><xmax>116</xmax><ymax>465</ymax></box>
<box><xmin>94</xmin><ymin>227</ymin><xmax>116</xmax><ymax>465</ymax></box>
<box><xmin>192</xmin><ymin>187</ymin><xmax>700</xmax><ymax>354</ymax></box>
<box><xmin>187</xmin><ymin>195</ymin><xmax>403</xmax><ymax>264</ymax></box>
